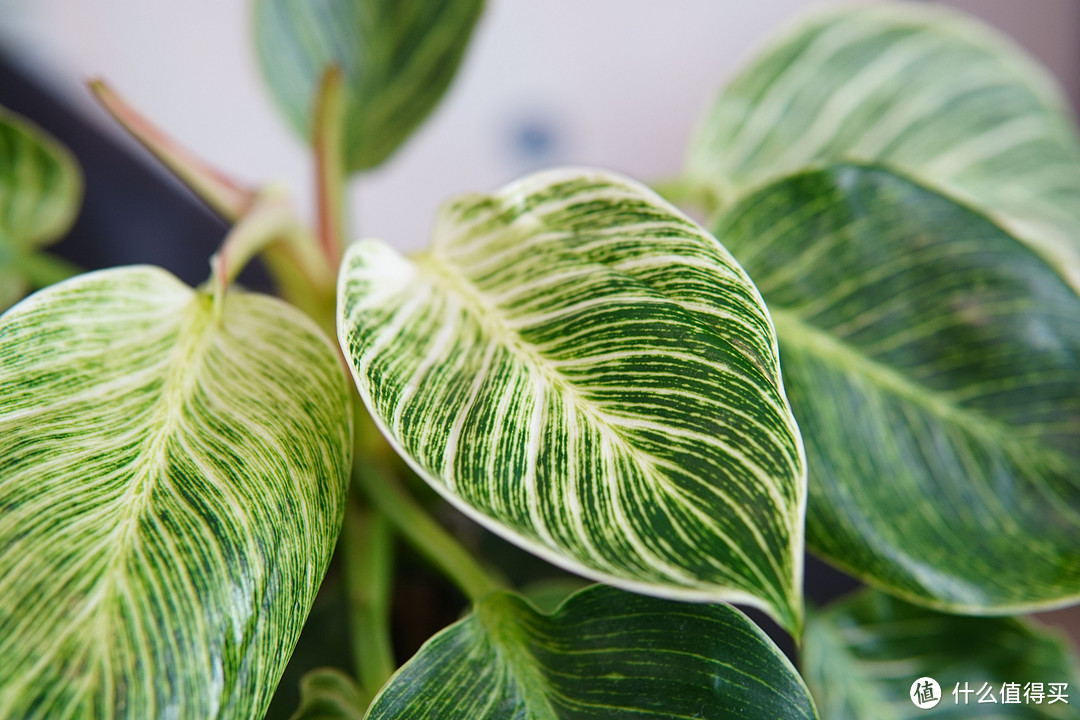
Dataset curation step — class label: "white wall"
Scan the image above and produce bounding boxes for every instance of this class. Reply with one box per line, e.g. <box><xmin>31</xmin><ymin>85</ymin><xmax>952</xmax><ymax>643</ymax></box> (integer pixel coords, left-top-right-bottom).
<box><xmin>0</xmin><ymin>0</ymin><xmax>868</xmax><ymax>250</ymax></box>
<box><xmin>2</xmin><ymin>1</ymin><xmax>1074</xmax><ymax>251</ymax></box>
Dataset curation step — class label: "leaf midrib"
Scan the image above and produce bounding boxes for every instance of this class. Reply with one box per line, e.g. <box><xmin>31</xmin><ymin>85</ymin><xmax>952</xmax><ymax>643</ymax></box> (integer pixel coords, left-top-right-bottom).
<box><xmin>414</xmin><ymin>249</ymin><xmax>792</xmax><ymax>609</ymax></box>
<box><xmin>477</xmin><ymin>596</ymin><xmax>560</xmax><ymax>720</ymax></box>
<box><xmin>88</xmin><ymin>292</ymin><xmax>217</xmax><ymax>668</ymax></box>
<box><xmin>416</xmin><ymin>250</ymin><xmax>648</xmax><ymax>460</ymax></box>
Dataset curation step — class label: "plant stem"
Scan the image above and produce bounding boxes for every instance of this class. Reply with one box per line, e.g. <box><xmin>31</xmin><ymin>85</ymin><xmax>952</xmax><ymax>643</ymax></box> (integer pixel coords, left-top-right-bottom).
<box><xmin>88</xmin><ymin>79</ymin><xmax>255</xmax><ymax>222</ymax></box>
<box><xmin>313</xmin><ymin>66</ymin><xmax>348</xmax><ymax>267</ymax></box>
<box><xmin>354</xmin><ymin>441</ymin><xmax>503</xmax><ymax>604</ymax></box>
<box><xmin>206</xmin><ymin>186</ymin><xmax>335</xmax><ymax>313</ymax></box>
<box><xmin>343</xmin><ymin>499</ymin><xmax>396</xmax><ymax>697</ymax></box>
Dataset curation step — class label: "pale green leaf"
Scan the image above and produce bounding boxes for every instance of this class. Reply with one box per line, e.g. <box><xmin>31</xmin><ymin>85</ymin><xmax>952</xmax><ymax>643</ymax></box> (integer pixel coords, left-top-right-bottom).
<box><xmin>367</xmin><ymin>584</ymin><xmax>819</xmax><ymax>719</ymax></box>
<box><xmin>338</xmin><ymin>168</ymin><xmax>807</xmax><ymax>632</ymax></box>
<box><xmin>686</xmin><ymin>3</ymin><xmax>1080</xmax><ymax>288</ymax></box>
<box><xmin>289</xmin><ymin>669</ymin><xmax>368</xmax><ymax>720</ymax></box>
<box><xmin>804</xmin><ymin>589</ymin><xmax>1080</xmax><ymax>719</ymax></box>
<box><xmin>0</xmin><ymin>107</ymin><xmax>82</xmax><ymax>308</ymax></box>
<box><xmin>715</xmin><ymin>164</ymin><xmax>1080</xmax><ymax>612</ymax></box>
<box><xmin>0</xmin><ymin>266</ymin><xmax>353</xmax><ymax>719</ymax></box>
<box><xmin>253</xmin><ymin>0</ymin><xmax>484</xmax><ymax>172</ymax></box>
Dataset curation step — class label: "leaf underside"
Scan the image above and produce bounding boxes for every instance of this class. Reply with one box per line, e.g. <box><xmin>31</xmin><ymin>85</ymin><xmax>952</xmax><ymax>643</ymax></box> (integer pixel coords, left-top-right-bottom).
<box><xmin>368</xmin><ymin>584</ymin><xmax>819</xmax><ymax>720</ymax></box>
<box><xmin>338</xmin><ymin>168</ymin><xmax>806</xmax><ymax>632</ymax></box>
<box><xmin>686</xmin><ymin>3</ymin><xmax>1080</xmax><ymax>287</ymax></box>
<box><xmin>0</xmin><ymin>267</ymin><xmax>353</xmax><ymax>719</ymax></box>
<box><xmin>253</xmin><ymin>0</ymin><xmax>484</xmax><ymax>172</ymax></box>
<box><xmin>803</xmin><ymin>588</ymin><xmax>1080</xmax><ymax>720</ymax></box>
<box><xmin>716</xmin><ymin>164</ymin><xmax>1080</xmax><ymax>612</ymax></box>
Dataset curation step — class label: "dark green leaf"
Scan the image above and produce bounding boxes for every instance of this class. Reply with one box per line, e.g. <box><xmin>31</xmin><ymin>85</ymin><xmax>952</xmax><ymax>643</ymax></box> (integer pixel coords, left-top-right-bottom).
<box><xmin>804</xmin><ymin>589</ymin><xmax>1080</xmax><ymax>719</ymax></box>
<box><xmin>715</xmin><ymin>164</ymin><xmax>1080</xmax><ymax>612</ymax></box>
<box><xmin>253</xmin><ymin>0</ymin><xmax>484</xmax><ymax>172</ymax></box>
<box><xmin>367</xmin><ymin>584</ymin><xmax>819</xmax><ymax>719</ymax></box>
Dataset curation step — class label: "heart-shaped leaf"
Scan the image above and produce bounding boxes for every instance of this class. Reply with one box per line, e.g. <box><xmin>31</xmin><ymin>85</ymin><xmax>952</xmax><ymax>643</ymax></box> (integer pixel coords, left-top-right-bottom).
<box><xmin>368</xmin><ymin>584</ymin><xmax>818</xmax><ymax>719</ymax></box>
<box><xmin>685</xmin><ymin>3</ymin><xmax>1080</xmax><ymax>288</ymax></box>
<box><xmin>253</xmin><ymin>0</ymin><xmax>484</xmax><ymax>172</ymax></box>
<box><xmin>0</xmin><ymin>107</ymin><xmax>82</xmax><ymax>308</ymax></box>
<box><xmin>0</xmin><ymin>267</ymin><xmax>353</xmax><ymax>718</ymax></box>
<box><xmin>338</xmin><ymin>168</ymin><xmax>806</xmax><ymax>632</ymax></box>
<box><xmin>715</xmin><ymin>164</ymin><xmax>1080</xmax><ymax>612</ymax></box>
<box><xmin>803</xmin><ymin>588</ymin><xmax>1080</xmax><ymax>719</ymax></box>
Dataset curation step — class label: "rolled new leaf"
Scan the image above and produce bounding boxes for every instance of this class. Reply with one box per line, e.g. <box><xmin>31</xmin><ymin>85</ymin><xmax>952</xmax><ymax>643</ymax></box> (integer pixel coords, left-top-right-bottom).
<box><xmin>716</xmin><ymin>164</ymin><xmax>1080</xmax><ymax>612</ymax></box>
<box><xmin>254</xmin><ymin>0</ymin><xmax>484</xmax><ymax>172</ymax></box>
<box><xmin>685</xmin><ymin>3</ymin><xmax>1080</xmax><ymax>287</ymax></box>
<box><xmin>803</xmin><ymin>589</ymin><xmax>1080</xmax><ymax>719</ymax></box>
<box><xmin>338</xmin><ymin>168</ymin><xmax>806</xmax><ymax>632</ymax></box>
<box><xmin>368</xmin><ymin>585</ymin><xmax>819</xmax><ymax>719</ymax></box>
<box><xmin>0</xmin><ymin>107</ymin><xmax>82</xmax><ymax>308</ymax></box>
<box><xmin>0</xmin><ymin>267</ymin><xmax>353</xmax><ymax>719</ymax></box>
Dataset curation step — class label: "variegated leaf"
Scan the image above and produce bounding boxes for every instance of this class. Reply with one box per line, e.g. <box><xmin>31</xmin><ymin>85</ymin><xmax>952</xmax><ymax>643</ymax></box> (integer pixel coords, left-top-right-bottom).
<box><xmin>686</xmin><ymin>3</ymin><xmax>1080</xmax><ymax>288</ymax></box>
<box><xmin>0</xmin><ymin>266</ymin><xmax>353</xmax><ymax>719</ymax></box>
<box><xmin>253</xmin><ymin>0</ymin><xmax>484</xmax><ymax>172</ymax></box>
<box><xmin>0</xmin><ymin>106</ymin><xmax>82</xmax><ymax>308</ymax></box>
<box><xmin>716</xmin><ymin>164</ymin><xmax>1080</xmax><ymax>613</ymax></box>
<box><xmin>338</xmin><ymin>168</ymin><xmax>806</xmax><ymax>632</ymax></box>
<box><xmin>804</xmin><ymin>589</ymin><xmax>1080</xmax><ymax>719</ymax></box>
<box><xmin>368</xmin><ymin>585</ymin><xmax>819</xmax><ymax>719</ymax></box>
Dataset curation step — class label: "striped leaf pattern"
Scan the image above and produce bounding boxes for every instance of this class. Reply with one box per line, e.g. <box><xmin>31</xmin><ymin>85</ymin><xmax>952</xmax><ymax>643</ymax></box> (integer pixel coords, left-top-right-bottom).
<box><xmin>338</xmin><ymin>168</ymin><xmax>806</xmax><ymax>631</ymax></box>
<box><xmin>0</xmin><ymin>107</ymin><xmax>82</xmax><ymax>308</ymax></box>
<box><xmin>686</xmin><ymin>3</ymin><xmax>1080</xmax><ymax>288</ymax></box>
<box><xmin>0</xmin><ymin>267</ymin><xmax>353</xmax><ymax>719</ymax></box>
<box><xmin>368</xmin><ymin>585</ymin><xmax>819</xmax><ymax>719</ymax></box>
<box><xmin>716</xmin><ymin>165</ymin><xmax>1080</xmax><ymax>612</ymax></box>
<box><xmin>254</xmin><ymin>0</ymin><xmax>484</xmax><ymax>172</ymax></box>
<box><xmin>803</xmin><ymin>589</ymin><xmax>1080</xmax><ymax>719</ymax></box>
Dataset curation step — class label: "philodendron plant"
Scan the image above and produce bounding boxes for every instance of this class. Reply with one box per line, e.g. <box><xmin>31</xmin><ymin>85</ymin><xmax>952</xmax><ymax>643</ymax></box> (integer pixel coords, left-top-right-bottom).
<box><xmin>2</xmin><ymin>2</ymin><xmax>1080</xmax><ymax>718</ymax></box>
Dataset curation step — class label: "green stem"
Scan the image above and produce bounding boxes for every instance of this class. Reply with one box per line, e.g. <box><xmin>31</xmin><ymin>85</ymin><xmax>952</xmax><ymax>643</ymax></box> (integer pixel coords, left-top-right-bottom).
<box><xmin>354</xmin><ymin>441</ymin><xmax>503</xmax><ymax>604</ymax></box>
<box><xmin>343</xmin><ymin>500</ymin><xmax>396</xmax><ymax>696</ymax></box>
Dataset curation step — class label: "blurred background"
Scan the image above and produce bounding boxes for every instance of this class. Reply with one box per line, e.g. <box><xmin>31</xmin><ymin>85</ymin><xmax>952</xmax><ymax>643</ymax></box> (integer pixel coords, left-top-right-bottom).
<box><xmin>0</xmin><ymin>0</ymin><xmax>1077</xmax><ymax>254</ymax></box>
<box><xmin>0</xmin><ymin>0</ymin><xmax>1077</xmax><ymax>711</ymax></box>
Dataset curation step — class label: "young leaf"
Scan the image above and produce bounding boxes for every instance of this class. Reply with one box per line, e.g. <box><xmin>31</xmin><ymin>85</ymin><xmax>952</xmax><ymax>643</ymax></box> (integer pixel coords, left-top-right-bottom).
<box><xmin>338</xmin><ymin>168</ymin><xmax>807</xmax><ymax>632</ymax></box>
<box><xmin>289</xmin><ymin>669</ymin><xmax>368</xmax><ymax>720</ymax></box>
<box><xmin>0</xmin><ymin>267</ymin><xmax>353</xmax><ymax>719</ymax></box>
<box><xmin>685</xmin><ymin>4</ymin><xmax>1080</xmax><ymax>288</ymax></box>
<box><xmin>253</xmin><ymin>0</ymin><xmax>484</xmax><ymax>172</ymax></box>
<box><xmin>803</xmin><ymin>589</ymin><xmax>1080</xmax><ymax>719</ymax></box>
<box><xmin>0</xmin><ymin>107</ymin><xmax>82</xmax><ymax>308</ymax></box>
<box><xmin>716</xmin><ymin>164</ymin><xmax>1080</xmax><ymax>613</ymax></box>
<box><xmin>368</xmin><ymin>585</ymin><xmax>819</xmax><ymax>719</ymax></box>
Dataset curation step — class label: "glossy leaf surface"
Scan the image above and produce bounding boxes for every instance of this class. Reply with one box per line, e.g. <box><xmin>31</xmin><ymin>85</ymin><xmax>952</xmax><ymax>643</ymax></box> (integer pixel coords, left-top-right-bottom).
<box><xmin>338</xmin><ymin>168</ymin><xmax>806</xmax><ymax>631</ymax></box>
<box><xmin>0</xmin><ymin>267</ymin><xmax>353</xmax><ymax>718</ymax></box>
<box><xmin>716</xmin><ymin>164</ymin><xmax>1080</xmax><ymax>612</ymax></box>
<box><xmin>0</xmin><ymin>107</ymin><xmax>81</xmax><ymax>308</ymax></box>
<box><xmin>804</xmin><ymin>589</ymin><xmax>1080</xmax><ymax>719</ymax></box>
<box><xmin>687</xmin><ymin>4</ymin><xmax>1080</xmax><ymax>286</ymax></box>
<box><xmin>254</xmin><ymin>0</ymin><xmax>484</xmax><ymax>172</ymax></box>
<box><xmin>368</xmin><ymin>584</ymin><xmax>818</xmax><ymax>719</ymax></box>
